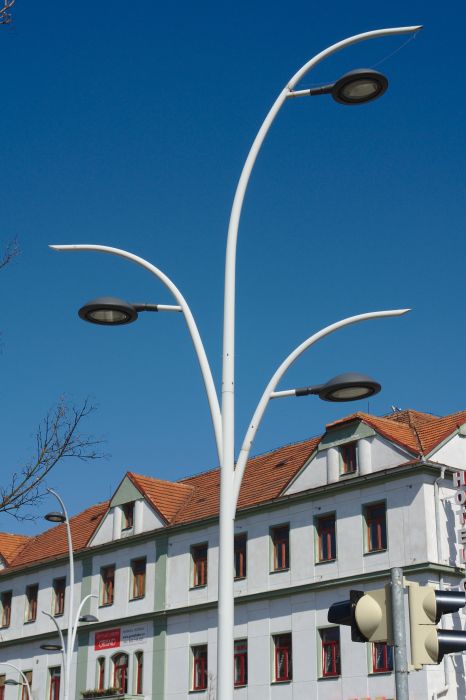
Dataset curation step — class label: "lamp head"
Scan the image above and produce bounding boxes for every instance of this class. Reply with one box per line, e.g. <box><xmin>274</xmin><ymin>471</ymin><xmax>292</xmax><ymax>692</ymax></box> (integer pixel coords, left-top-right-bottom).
<box><xmin>79</xmin><ymin>614</ymin><xmax>99</xmax><ymax>623</ymax></box>
<box><xmin>316</xmin><ymin>372</ymin><xmax>381</xmax><ymax>402</ymax></box>
<box><xmin>40</xmin><ymin>643</ymin><xmax>63</xmax><ymax>652</ymax></box>
<box><xmin>78</xmin><ymin>297</ymin><xmax>138</xmax><ymax>326</ymax></box>
<box><xmin>331</xmin><ymin>69</ymin><xmax>388</xmax><ymax>105</ymax></box>
<box><xmin>44</xmin><ymin>512</ymin><xmax>66</xmax><ymax>524</ymax></box>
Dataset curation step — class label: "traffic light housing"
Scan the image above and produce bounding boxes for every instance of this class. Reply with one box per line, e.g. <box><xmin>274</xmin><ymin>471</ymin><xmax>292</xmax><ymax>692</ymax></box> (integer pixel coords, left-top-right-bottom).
<box><xmin>407</xmin><ymin>582</ymin><xmax>466</xmax><ymax>668</ymax></box>
<box><xmin>328</xmin><ymin>586</ymin><xmax>392</xmax><ymax>643</ymax></box>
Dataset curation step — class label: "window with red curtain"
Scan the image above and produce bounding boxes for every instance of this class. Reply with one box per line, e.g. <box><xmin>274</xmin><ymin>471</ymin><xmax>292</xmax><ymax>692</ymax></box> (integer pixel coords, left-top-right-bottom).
<box><xmin>53</xmin><ymin>578</ymin><xmax>66</xmax><ymax>616</ymax></box>
<box><xmin>0</xmin><ymin>675</ymin><xmax>5</xmax><ymax>700</ymax></box>
<box><xmin>21</xmin><ymin>671</ymin><xmax>32</xmax><ymax>700</ymax></box>
<box><xmin>320</xmin><ymin>628</ymin><xmax>340</xmax><ymax>677</ymax></box>
<box><xmin>364</xmin><ymin>502</ymin><xmax>387</xmax><ymax>552</ymax></box>
<box><xmin>317</xmin><ymin>515</ymin><xmax>336</xmax><ymax>562</ymax></box>
<box><xmin>97</xmin><ymin>658</ymin><xmax>105</xmax><ymax>690</ymax></box>
<box><xmin>135</xmin><ymin>652</ymin><xmax>143</xmax><ymax>694</ymax></box>
<box><xmin>234</xmin><ymin>640</ymin><xmax>247</xmax><ymax>686</ymax></box>
<box><xmin>49</xmin><ymin>667</ymin><xmax>61</xmax><ymax>700</ymax></box>
<box><xmin>1</xmin><ymin>591</ymin><xmax>12</xmax><ymax>628</ymax></box>
<box><xmin>122</xmin><ymin>502</ymin><xmax>134</xmax><ymax>530</ymax></box>
<box><xmin>25</xmin><ymin>584</ymin><xmax>38</xmax><ymax>622</ymax></box>
<box><xmin>234</xmin><ymin>535</ymin><xmax>247</xmax><ymax>579</ymax></box>
<box><xmin>273</xmin><ymin>634</ymin><xmax>292</xmax><ymax>682</ymax></box>
<box><xmin>372</xmin><ymin>642</ymin><xmax>393</xmax><ymax>673</ymax></box>
<box><xmin>113</xmin><ymin>653</ymin><xmax>128</xmax><ymax>693</ymax></box>
<box><xmin>101</xmin><ymin>566</ymin><xmax>115</xmax><ymax>606</ymax></box>
<box><xmin>340</xmin><ymin>442</ymin><xmax>357</xmax><ymax>474</ymax></box>
<box><xmin>192</xmin><ymin>646</ymin><xmax>207</xmax><ymax>690</ymax></box>
<box><xmin>192</xmin><ymin>545</ymin><xmax>208</xmax><ymax>587</ymax></box>
<box><xmin>271</xmin><ymin>526</ymin><xmax>289</xmax><ymax>571</ymax></box>
<box><xmin>131</xmin><ymin>559</ymin><xmax>146</xmax><ymax>599</ymax></box>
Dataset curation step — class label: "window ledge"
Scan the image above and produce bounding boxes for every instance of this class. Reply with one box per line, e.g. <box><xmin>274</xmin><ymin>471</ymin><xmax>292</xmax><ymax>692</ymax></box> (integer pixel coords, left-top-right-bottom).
<box><xmin>98</xmin><ymin>602</ymin><xmax>114</xmax><ymax>608</ymax></box>
<box><xmin>318</xmin><ymin>675</ymin><xmax>340</xmax><ymax>681</ymax></box>
<box><xmin>129</xmin><ymin>595</ymin><xmax>145</xmax><ymax>602</ymax></box>
<box><xmin>269</xmin><ymin>568</ymin><xmax>290</xmax><ymax>575</ymax></box>
<box><xmin>315</xmin><ymin>559</ymin><xmax>336</xmax><ymax>566</ymax></box>
<box><xmin>23</xmin><ymin>619</ymin><xmax>36</xmax><ymax>625</ymax></box>
<box><xmin>364</xmin><ymin>548</ymin><xmax>387</xmax><ymax>556</ymax></box>
<box><xmin>369</xmin><ymin>670</ymin><xmax>393</xmax><ymax>676</ymax></box>
<box><xmin>234</xmin><ymin>577</ymin><xmax>246</xmax><ymax>582</ymax></box>
<box><xmin>271</xmin><ymin>680</ymin><xmax>292</xmax><ymax>685</ymax></box>
<box><xmin>234</xmin><ymin>684</ymin><xmax>247</xmax><ymax>689</ymax></box>
<box><xmin>189</xmin><ymin>585</ymin><xmax>207</xmax><ymax>591</ymax></box>
<box><xmin>339</xmin><ymin>472</ymin><xmax>358</xmax><ymax>479</ymax></box>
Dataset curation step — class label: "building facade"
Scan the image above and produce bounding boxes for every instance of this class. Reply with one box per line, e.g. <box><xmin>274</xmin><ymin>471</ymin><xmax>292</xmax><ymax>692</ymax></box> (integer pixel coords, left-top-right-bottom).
<box><xmin>0</xmin><ymin>408</ymin><xmax>466</xmax><ymax>700</ymax></box>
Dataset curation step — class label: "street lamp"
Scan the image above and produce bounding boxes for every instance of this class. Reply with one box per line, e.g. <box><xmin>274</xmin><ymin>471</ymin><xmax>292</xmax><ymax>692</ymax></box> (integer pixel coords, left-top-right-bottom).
<box><xmin>50</xmin><ymin>25</ymin><xmax>421</xmax><ymax>700</ymax></box>
<box><xmin>42</xmin><ymin>489</ymin><xmax>98</xmax><ymax>700</ymax></box>
<box><xmin>0</xmin><ymin>664</ymin><xmax>32</xmax><ymax>700</ymax></box>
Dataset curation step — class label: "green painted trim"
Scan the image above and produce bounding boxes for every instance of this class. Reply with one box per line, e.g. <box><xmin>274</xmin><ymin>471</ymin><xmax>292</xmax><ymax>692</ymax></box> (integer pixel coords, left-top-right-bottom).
<box><xmin>0</xmin><ymin>464</ymin><xmax>457</xmax><ymax>583</ymax></box>
<box><xmin>80</xmin><ymin>557</ymin><xmax>93</xmax><ymax>616</ymax></box>
<box><xmin>152</xmin><ymin>618</ymin><xmax>166</xmax><ymax>700</ymax></box>
<box><xmin>154</xmin><ymin>535</ymin><xmax>168</xmax><ymax>612</ymax></box>
<box><xmin>110</xmin><ymin>477</ymin><xmax>142</xmax><ymax>508</ymax></box>
<box><xmin>75</xmin><ymin>630</ymin><xmax>90</xmax><ymax>700</ymax></box>
<box><xmin>318</xmin><ymin>421</ymin><xmax>376</xmax><ymax>450</ymax></box>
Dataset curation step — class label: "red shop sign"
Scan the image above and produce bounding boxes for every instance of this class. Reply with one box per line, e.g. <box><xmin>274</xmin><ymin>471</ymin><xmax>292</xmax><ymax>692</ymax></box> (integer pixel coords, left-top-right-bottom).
<box><xmin>95</xmin><ymin>628</ymin><xmax>121</xmax><ymax>651</ymax></box>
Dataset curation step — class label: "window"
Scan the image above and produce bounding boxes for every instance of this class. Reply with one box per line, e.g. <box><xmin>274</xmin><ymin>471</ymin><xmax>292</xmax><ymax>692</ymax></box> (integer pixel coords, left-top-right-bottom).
<box><xmin>25</xmin><ymin>584</ymin><xmax>38</xmax><ymax>622</ymax></box>
<box><xmin>273</xmin><ymin>634</ymin><xmax>292</xmax><ymax>682</ymax></box>
<box><xmin>49</xmin><ymin>667</ymin><xmax>61</xmax><ymax>700</ymax></box>
<box><xmin>234</xmin><ymin>534</ymin><xmax>247</xmax><ymax>579</ymax></box>
<box><xmin>97</xmin><ymin>658</ymin><xmax>105</xmax><ymax>690</ymax></box>
<box><xmin>21</xmin><ymin>672</ymin><xmax>32</xmax><ymax>700</ymax></box>
<box><xmin>122</xmin><ymin>502</ymin><xmax>134</xmax><ymax>531</ymax></box>
<box><xmin>113</xmin><ymin>653</ymin><xmax>128</xmax><ymax>694</ymax></box>
<box><xmin>320</xmin><ymin>627</ymin><xmax>340</xmax><ymax>677</ymax></box>
<box><xmin>234</xmin><ymin>639</ymin><xmax>247</xmax><ymax>687</ymax></box>
<box><xmin>192</xmin><ymin>544</ymin><xmax>208</xmax><ymax>588</ymax></box>
<box><xmin>316</xmin><ymin>514</ymin><xmax>336</xmax><ymax>562</ymax></box>
<box><xmin>1</xmin><ymin>591</ymin><xmax>12</xmax><ymax>628</ymax></box>
<box><xmin>135</xmin><ymin>651</ymin><xmax>143</xmax><ymax>694</ymax></box>
<box><xmin>372</xmin><ymin>642</ymin><xmax>393</xmax><ymax>673</ymax></box>
<box><xmin>53</xmin><ymin>577</ymin><xmax>66</xmax><ymax>616</ymax></box>
<box><xmin>101</xmin><ymin>565</ymin><xmax>115</xmax><ymax>606</ymax></box>
<box><xmin>271</xmin><ymin>525</ymin><xmax>289</xmax><ymax>571</ymax></box>
<box><xmin>340</xmin><ymin>442</ymin><xmax>357</xmax><ymax>474</ymax></box>
<box><xmin>0</xmin><ymin>675</ymin><xmax>5</xmax><ymax>700</ymax></box>
<box><xmin>364</xmin><ymin>502</ymin><xmax>387</xmax><ymax>552</ymax></box>
<box><xmin>131</xmin><ymin>558</ymin><xmax>146</xmax><ymax>600</ymax></box>
<box><xmin>192</xmin><ymin>645</ymin><xmax>207</xmax><ymax>691</ymax></box>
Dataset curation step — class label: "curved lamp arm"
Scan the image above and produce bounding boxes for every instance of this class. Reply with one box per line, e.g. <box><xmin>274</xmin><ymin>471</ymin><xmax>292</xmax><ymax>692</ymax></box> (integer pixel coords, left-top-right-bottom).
<box><xmin>0</xmin><ymin>663</ymin><xmax>32</xmax><ymax>700</ymax></box>
<box><xmin>232</xmin><ymin>308</ymin><xmax>410</xmax><ymax>510</ymax></box>
<box><xmin>69</xmin><ymin>594</ymin><xmax>98</xmax><ymax>659</ymax></box>
<box><xmin>222</xmin><ymin>24</ymin><xmax>422</xmax><ymax>465</ymax></box>
<box><xmin>41</xmin><ymin>611</ymin><xmax>67</xmax><ymax>687</ymax></box>
<box><xmin>49</xmin><ymin>243</ymin><xmax>223</xmax><ymax>462</ymax></box>
<box><xmin>46</xmin><ymin>488</ymin><xmax>74</xmax><ymax>700</ymax></box>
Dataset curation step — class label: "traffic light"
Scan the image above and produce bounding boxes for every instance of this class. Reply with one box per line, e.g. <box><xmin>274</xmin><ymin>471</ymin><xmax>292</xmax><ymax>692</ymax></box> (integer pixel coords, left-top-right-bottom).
<box><xmin>407</xmin><ymin>582</ymin><xmax>466</xmax><ymax>668</ymax></box>
<box><xmin>328</xmin><ymin>586</ymin><xmax>392</xmax><ymax>643</ymax></box>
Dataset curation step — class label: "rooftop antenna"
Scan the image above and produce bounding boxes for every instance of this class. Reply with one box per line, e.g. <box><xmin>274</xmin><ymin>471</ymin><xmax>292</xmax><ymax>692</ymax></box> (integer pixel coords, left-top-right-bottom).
<box><xmin>391</xmin><ymin>405</ymin><xmax>402</xmax><ymax>413</ymax></box>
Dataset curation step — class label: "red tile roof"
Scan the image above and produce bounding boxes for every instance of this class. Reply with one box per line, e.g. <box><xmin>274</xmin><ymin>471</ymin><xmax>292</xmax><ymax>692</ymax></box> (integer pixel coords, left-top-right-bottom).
<box><xmin>0</xmin><ymin>533</ymin><xmax>30</xmax><ymax>565</ymax></box>
<box><xmin>3</xmin><ymin>408</ymin><xmax>465</xmax><ymax>572</ymax></box>
<box><xmin>8</xmin><ymin>501</ymin><xmax>109</xmax><ymax>569</ymax></box>
<box><xmin>127</xmin><ymin>472</ymin><xmax>193</xmax><ymax>523</ymax></box>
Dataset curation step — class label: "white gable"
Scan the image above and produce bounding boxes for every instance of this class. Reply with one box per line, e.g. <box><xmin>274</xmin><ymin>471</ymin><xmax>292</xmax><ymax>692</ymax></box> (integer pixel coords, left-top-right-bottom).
<box><xmin>429</xmin><ymin>429</ymin><xmax>466</xmax><ymax>467</ymax></box>
<box><xmin>284</xmin><ymin>433</ymin><xmax>412</xmax><ymax>496</ymax></box>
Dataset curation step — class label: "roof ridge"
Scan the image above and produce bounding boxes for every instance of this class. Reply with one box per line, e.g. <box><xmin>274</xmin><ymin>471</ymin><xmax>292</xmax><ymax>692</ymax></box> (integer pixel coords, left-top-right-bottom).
<box><xmin>129</xmin><ymin>471</ymin><xmax>194</xmax><ymax>491</ymax></box>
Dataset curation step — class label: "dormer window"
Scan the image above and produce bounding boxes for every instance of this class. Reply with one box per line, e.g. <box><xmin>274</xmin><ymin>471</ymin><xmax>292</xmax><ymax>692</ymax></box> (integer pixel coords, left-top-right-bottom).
<box><xmin>122</xmin><ymin>502</ymin><xmax>134</xmax><ymax>531</ymax></box>
<box><xmin>340</xmin><ymin>442</ymin><xmax>357</xmax><ymax>475</ymax></box>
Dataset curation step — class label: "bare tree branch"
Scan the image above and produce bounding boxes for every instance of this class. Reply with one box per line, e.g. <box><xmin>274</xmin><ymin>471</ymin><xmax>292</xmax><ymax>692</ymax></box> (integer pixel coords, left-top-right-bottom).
<box><xmin>0</xmin><ymin>398</ymin><xmax>105</xmax><ymax>520</ymax></box>
<box><xmin>0</xmin><ymin>238</ymin><xmax>20</xmax><ymax>269</ymax></box>
<box><xmin>0</xmin><ymin>0</ymin><xmax>15</xmax><ymax>25</ymax></box>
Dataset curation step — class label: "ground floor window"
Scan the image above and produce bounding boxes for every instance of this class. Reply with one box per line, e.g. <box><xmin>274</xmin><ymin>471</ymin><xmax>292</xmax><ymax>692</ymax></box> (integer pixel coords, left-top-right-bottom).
<box><xmin>372</xmin><ymin>641</ymin><xmax>394</xmax><ymax>673</ymax></box>
<box><xmin>113</xmin><ymin>652</ymin><xmax>128</xmax><ymax>694</ymax></box>
<box><xmin>273</xmin><ymin>633</ymin><xmax>292</xmax><ymax>682</ymax></box>
<box><xmin>234</xmin><ymin>639</ymin><xmax>248</xmax><ymax>686</ymax></box>
<box><xmin>21</xmin><ymin>672</ymin><xmax>32</xmax><ymax>700</ymax></box>
<box><xmin>49</xmin><ymin>667</ymin><xmax>61</xmax><ymax>700</ymax></box>
<box><xmin>192</xmin><ymin>645</ymin><xmax>208</xmax><ymax>691</ymax></box>
<box><xmin>135</xmin><ymin>651</ymin><xmax>143</xmax><ymax>694</ymax></box>
<box><xmin>97</xmin><ymin>658</ymin><xmax>105</xmax><ymax>690</ymax></box>
<box><xmin>320</xmin><ymin>627</ymin><xmax>340</xmax><ymax>677</ymax></box>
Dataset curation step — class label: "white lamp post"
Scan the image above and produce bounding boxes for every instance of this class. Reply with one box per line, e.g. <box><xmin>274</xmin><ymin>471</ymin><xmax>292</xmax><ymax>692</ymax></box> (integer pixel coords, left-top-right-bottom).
<box><xmin>1</xmin><ymin>663</ymin><xmax>32</xmax><ymax>700</ymax></box>
<box><xmin>41</xmin><ymin>488</ymin><xmax>98</xmax><ymax>700</ymax></box>
<box><xmin>50</xmin><ymin>25</ymin><xmax>421</xmax><ymax>700</ymax></box>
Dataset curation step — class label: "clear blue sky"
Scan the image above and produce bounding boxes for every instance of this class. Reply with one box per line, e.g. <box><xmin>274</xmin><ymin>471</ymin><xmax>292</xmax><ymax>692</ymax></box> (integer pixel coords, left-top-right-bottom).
<box><xmin>1</xmin><ymin>1</ymin><xmax>465</xmax><ymax>535</ymax></box>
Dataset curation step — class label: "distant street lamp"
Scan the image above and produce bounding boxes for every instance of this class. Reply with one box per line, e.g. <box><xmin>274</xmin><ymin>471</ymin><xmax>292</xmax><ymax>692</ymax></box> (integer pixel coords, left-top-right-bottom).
<box><xmin>51</xmin><ymin>24</ymin><xmax>421</xmax><ymax>700</ymax></box>
<box><xmin>0</xmin><ymin>664</ymin><xmax>32</xmax><ymax>700</ymax></box>
<box><xmin>42</xmin><ymin>489</ymin><xmax>98</xmax><ymax>700</ymax></box>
